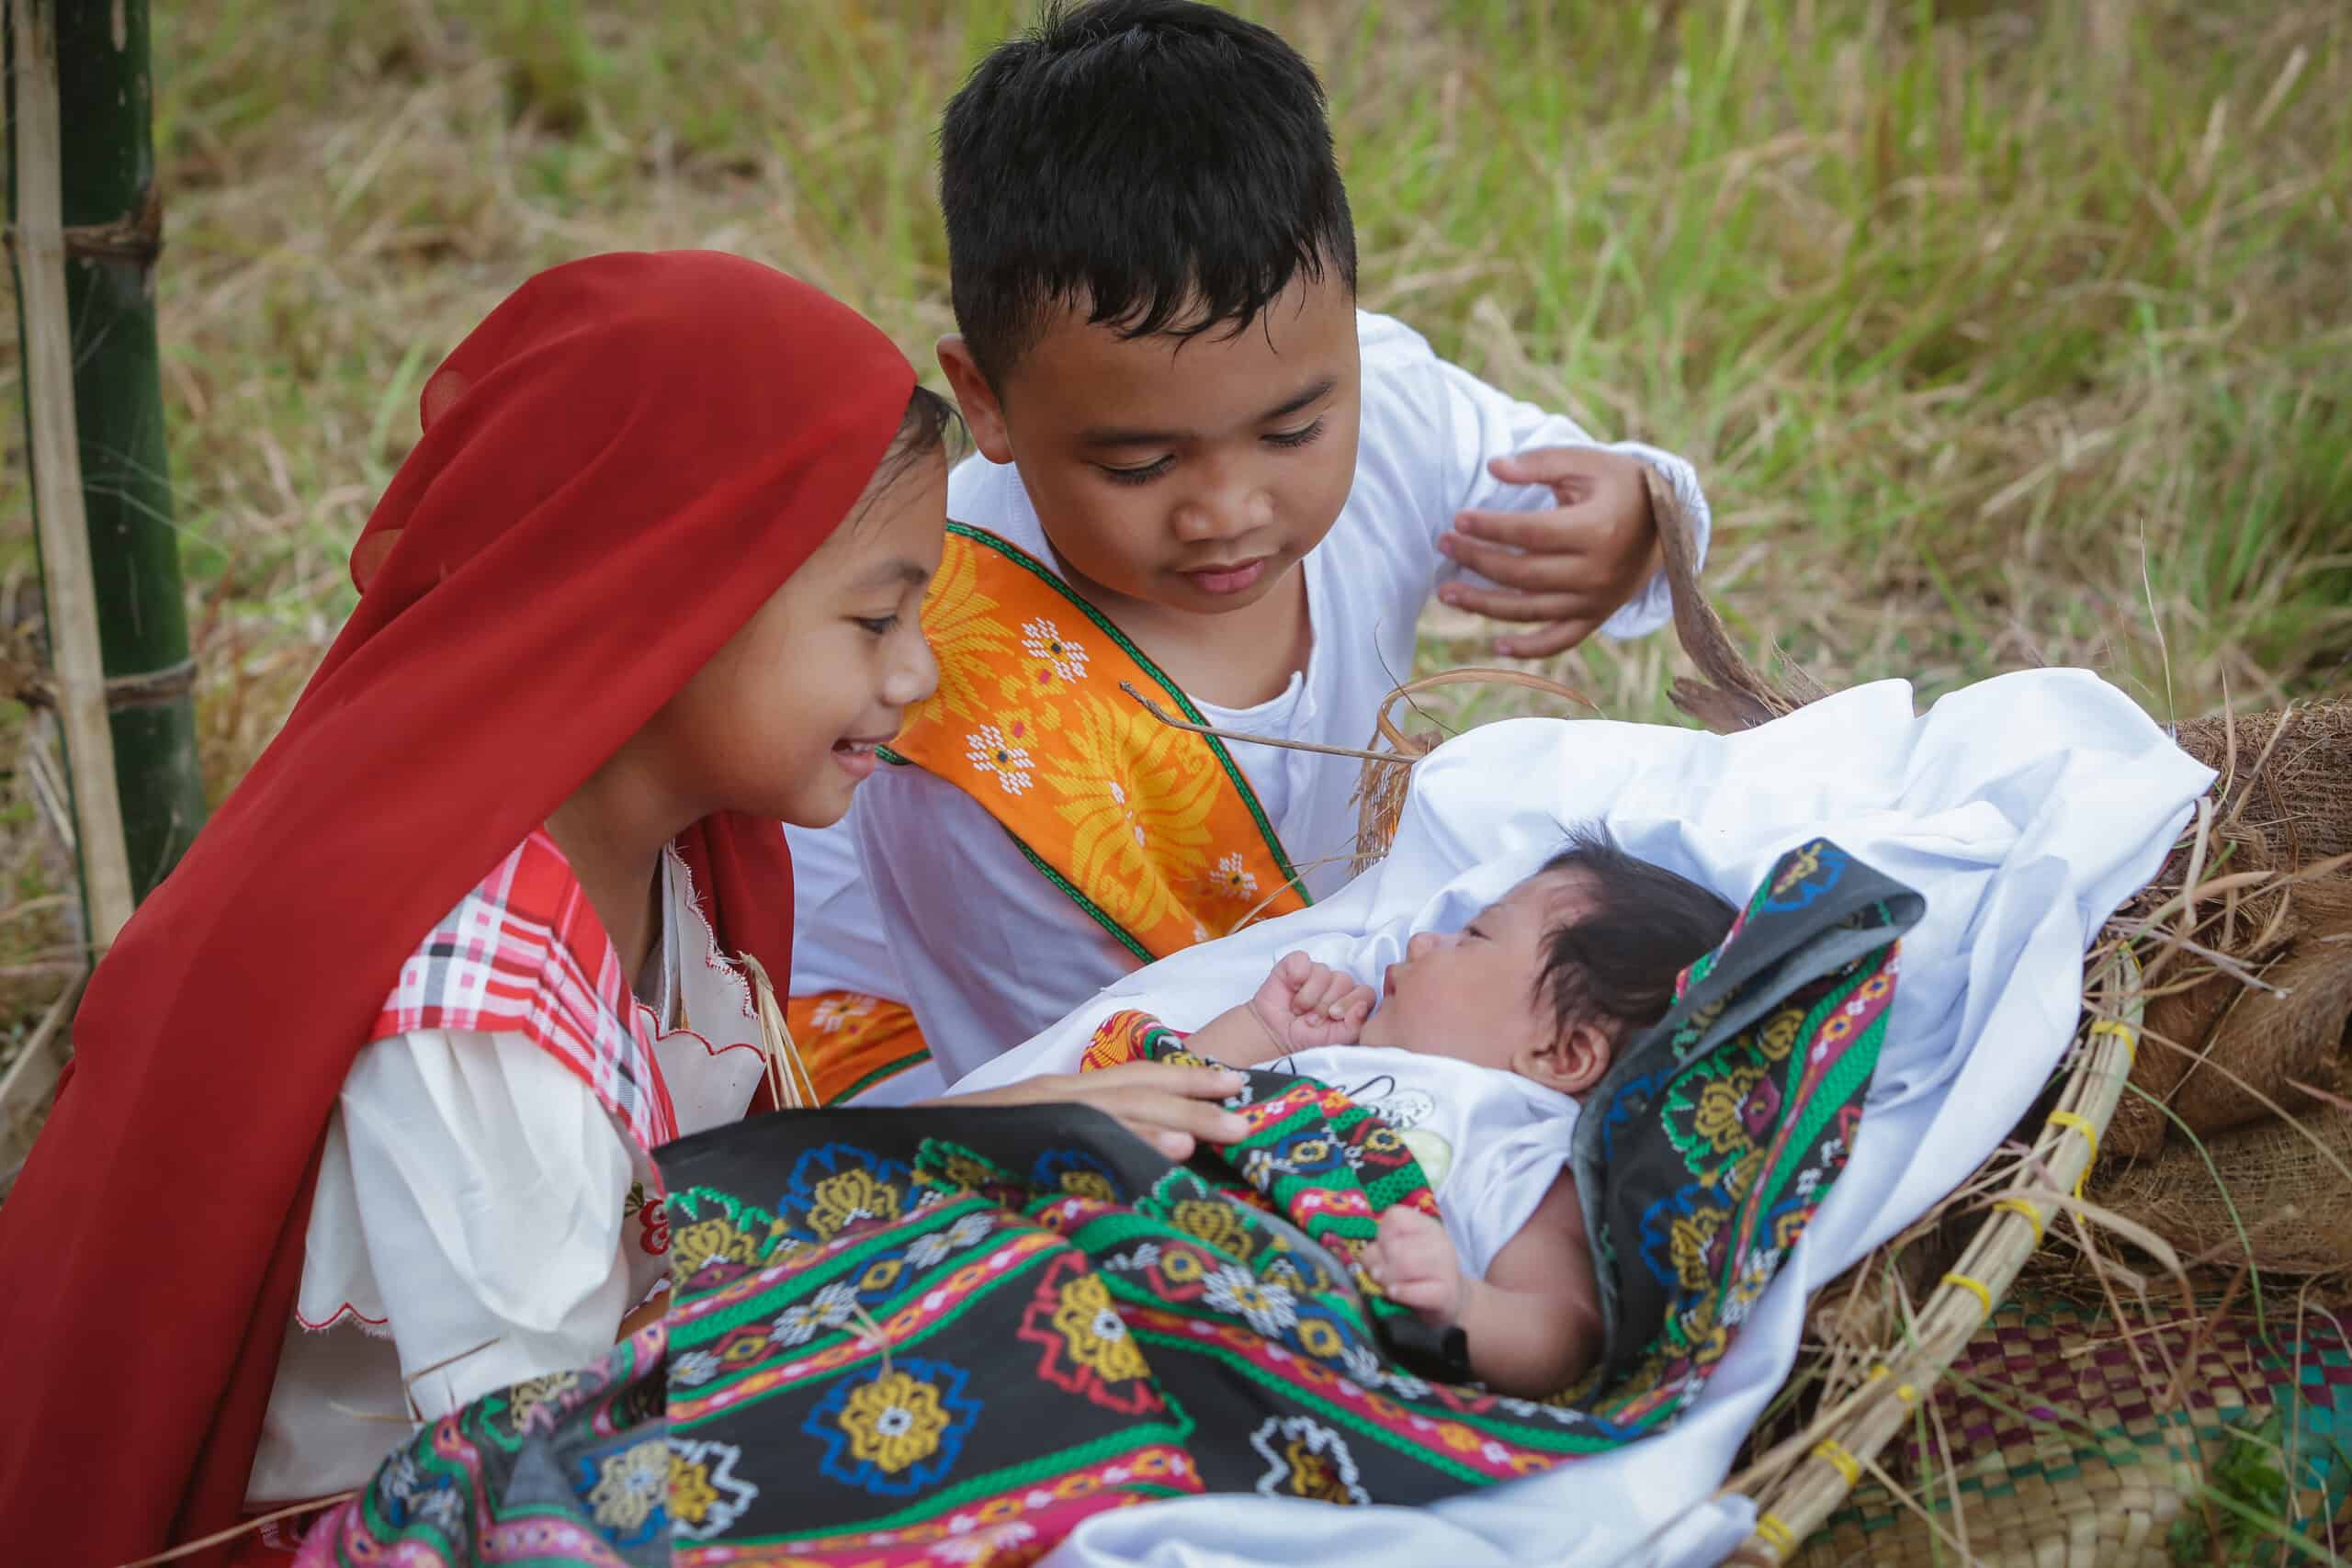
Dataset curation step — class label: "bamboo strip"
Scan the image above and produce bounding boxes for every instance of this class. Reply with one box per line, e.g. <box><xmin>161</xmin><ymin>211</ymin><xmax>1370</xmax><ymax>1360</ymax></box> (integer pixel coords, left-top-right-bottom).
<box><xmin>9</xmin><ymin>0</ymin><xmax>137</xmax><ymax>951</ymax></box>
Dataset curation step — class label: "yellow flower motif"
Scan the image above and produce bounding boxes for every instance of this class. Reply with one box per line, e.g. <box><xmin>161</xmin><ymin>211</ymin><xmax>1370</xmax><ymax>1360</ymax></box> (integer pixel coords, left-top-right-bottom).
<box><xmin>1042</xmin><ymin>694</ymin><xmax>1221</xmax><ymax>935</ymax></box>
<box><xmin>671</xmin><ymin>1214</ymin><xmax>768</xmax><ymax>1277</ymax></box>
<box><xmin>808</xmin><ymin>1167</ymin><xmax>901</xmax><ymax>1240</ymax></box>
<box><xmin>913</xmin><ymin>543</ymin><xmax>1016</xmax><ymax>726</ymax></box>
<box><xmin>586</xmin><ymin>1438</ymin><xmax>668</xmax><ymax>1531</ymax></box>
<box><xmin>1050</xmin><ymin>1272</ymin><xmax>1148</xmax><ymax>1383</ymax></box>
<box><xmin>505</xmin><ymin>1371</ymin><xmax>580</xmax><ymax>1435</ymax></box>
<box><xmin>1668</xmin><ymin>1203</ymin><xmax>1726</xmax><ymax>1291</ymax></box>
<box><xmin>669</xmin><ymin>1451</ymin><xmax>720</xmax><ymax>1526</ymax></box>
<box><xmin>1691</xmin><ymin>1065</ymin><xmax>1762</xmax><ymax>1156</ymax></box>
<box><xmin>1758</xmin><ymin>1006</ymin><xmax>1804</xmax><ymax>1061</ymax></box>
<box><xmin>1171</xmin><ymin>1199</ymin><xmax>1252</xmax><ymax>1259</ymax></box>
<box><xmin>840</xmin><ymin>1371</ymin><xmax>951</xmax><ymax>1475</ymax></box>
<box><xmin>860</xmin><ymin>1257</ymin><xmax>908</xmax><ymax>1293</ymax></box>
<box><xmin>1058</xmin><ymin>1170</ymin><xmax>1116</xmax><ymax>1202</ymax></box>
<box><xmin>939</xmin><ymin>1154</ymin><xmax>1000</xmax><ymax>1190</ymax></box>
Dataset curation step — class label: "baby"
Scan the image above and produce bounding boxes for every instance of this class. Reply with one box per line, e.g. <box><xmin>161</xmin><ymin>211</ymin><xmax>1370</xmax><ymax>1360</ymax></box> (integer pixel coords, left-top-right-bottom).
<box><xmin>1182</xmin><ymin>831</ymin><xmax>1736</xmax><ymax>1397</ymax></box>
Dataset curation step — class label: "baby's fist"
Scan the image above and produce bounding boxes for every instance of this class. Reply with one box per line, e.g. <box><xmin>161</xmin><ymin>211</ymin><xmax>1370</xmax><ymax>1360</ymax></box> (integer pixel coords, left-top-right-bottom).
<box><xmin>1363</xmin><ymin>1205</ymin><xmax>1465</xmax><ymax>1326</ymax></box>
<box><xmin>1248</xmin><ymin>952</ymin><xmax>1376</xmax><ymax>1052</ymax></box>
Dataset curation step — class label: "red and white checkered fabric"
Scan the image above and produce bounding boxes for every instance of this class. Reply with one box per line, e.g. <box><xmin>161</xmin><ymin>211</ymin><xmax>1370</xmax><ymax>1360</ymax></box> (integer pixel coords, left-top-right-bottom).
<box><xmin>368</xmin><ymin>829</ymin><xmax>680</xmax><ymax>1154</ymax></box>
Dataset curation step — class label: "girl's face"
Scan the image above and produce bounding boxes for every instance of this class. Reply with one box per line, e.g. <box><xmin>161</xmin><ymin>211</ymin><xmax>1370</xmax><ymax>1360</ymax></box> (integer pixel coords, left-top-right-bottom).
<box><xmin>644</xmin><ymin>450</ymin><xmax>947</xmax><ymax>829</ymax></box>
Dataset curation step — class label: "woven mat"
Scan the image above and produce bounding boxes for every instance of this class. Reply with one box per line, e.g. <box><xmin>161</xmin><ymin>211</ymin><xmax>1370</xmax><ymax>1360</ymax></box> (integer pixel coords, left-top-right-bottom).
<box><xmin>1791</xmin><ymin>1290</ymin><xmax>2352</xmax><ymax>1566</ymax></box>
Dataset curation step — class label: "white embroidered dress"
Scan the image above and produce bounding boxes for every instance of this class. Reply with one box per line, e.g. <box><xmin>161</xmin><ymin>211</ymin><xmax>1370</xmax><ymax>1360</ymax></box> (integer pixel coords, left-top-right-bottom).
<box><xmin>244</xmin><ymin>847</ymin><xmax>769</xmax><ymax>1505</ymax></box>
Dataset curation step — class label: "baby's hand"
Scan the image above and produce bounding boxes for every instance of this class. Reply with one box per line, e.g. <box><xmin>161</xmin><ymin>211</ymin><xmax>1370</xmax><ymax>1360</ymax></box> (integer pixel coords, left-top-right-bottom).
<box><xmin>1248</xmin><ymin>952</ymin><xmax>1376</xmax><ymax>1053</ymax></box>
<box><xmin>1363</xmin><ymin>1205</ymin><xmax>1466</xmax><ymax>1326</ymax></box>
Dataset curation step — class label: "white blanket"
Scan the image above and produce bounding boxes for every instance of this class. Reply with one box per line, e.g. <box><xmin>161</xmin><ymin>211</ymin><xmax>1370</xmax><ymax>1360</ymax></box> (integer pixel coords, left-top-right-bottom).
<box><xmin>950</xmin><ymin>669</ymin><xmax>2213</xmax><ymax>1568</ymax></box>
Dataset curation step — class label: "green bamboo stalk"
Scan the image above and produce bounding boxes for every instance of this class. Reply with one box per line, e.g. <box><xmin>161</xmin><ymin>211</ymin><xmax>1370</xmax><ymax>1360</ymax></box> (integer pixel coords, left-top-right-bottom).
<box><xmin>34</xmin><ymin>0</ymin><xmax>209</xmax><ymax>898</ymax></box>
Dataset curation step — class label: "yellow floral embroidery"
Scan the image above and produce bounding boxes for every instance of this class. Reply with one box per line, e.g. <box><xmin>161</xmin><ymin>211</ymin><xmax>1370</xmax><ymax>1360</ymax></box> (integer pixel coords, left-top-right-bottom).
<box><xmin>1691</xmin><ymin>1066</ymin><xmax>1763</xmax><ymax>1156</ymax></box>
<box><xmin>1170</xmin><ymin>1198</ymin><xmax>1253</xmax><ymax>1259</ymax></box>
<box><xmin>1050</xmin><ymin>1272</ymin><xmax>1148</xmax><ymax>1383</ymax></box>
<box><xmin>839</xmin><ymin>1371</ymin><xmax>951</xmax><ymax>1474</ymax></box>
<box><xmin>1058</xmin><ymin>1170</ymin><xmax>1116</xmax><ymax>1202</ymax></box>
<box><xmin>585</xmin><ymin>1438</ymin><xmax>668</xmax><ymax>1531</ymax></box>
<box><xmin>669</xmin><ymin>1451</ymin><xmax>720</xmax><ymax>1526</ymax></box>
<box><xmin>808</xmin><ymin>1167</ymin><xmax>901</xmax><ymax>1240</ymax></box>
<box><xmin>671</xmin><ymin>1214</ymin><xmax>769</xmax><ymax>1277</ymax></box>
<box><xmin>504</xmin><ymin>1371</ymin><xmax>580</xmax><ymax>1435</ymax></box>
<box><xmin>916</xmin><ymin>543</ymin><xmax>1016</xmax><ymax>725</ymax></box>
<box><xmin>1758</xmin><ymin>1006</ymin><xmax>1804</xmax><ymax>1061</ymax></box>
<box><xmin>1668</xmin><ymin>1203</ymin><xmax>1725</xmax><ymax>1290</ymax></box>
<box><xmin>1044</xmin><ymin>694</ymin><xmax>1221</xmax><ymax>933</ymax></box>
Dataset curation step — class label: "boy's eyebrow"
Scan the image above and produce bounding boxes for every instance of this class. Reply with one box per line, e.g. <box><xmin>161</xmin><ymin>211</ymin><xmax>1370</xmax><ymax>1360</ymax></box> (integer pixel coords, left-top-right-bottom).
<box><xmin>1077</xmin><ymin>375</ymin><xmax>1340</xmax><ymax>448</ymax></box>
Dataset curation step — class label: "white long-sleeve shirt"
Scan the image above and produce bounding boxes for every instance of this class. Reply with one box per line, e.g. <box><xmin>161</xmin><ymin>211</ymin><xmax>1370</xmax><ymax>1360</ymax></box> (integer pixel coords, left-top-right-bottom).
<box><xmin>245</xmin><ymin>851</ymin><xmax>768</xmax><ymax>1504</ymax></box>
<box><xmin>789</xmin><ymin>310</ymin><xmax>1713</xmax><ymax>1083</ymax></box>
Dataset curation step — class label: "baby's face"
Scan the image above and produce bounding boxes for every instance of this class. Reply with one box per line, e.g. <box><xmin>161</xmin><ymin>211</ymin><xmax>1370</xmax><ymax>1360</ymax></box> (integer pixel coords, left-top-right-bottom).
<box><xmin>1358</xmin><ymin>869</ymin><xmax>1592</xmax><ymax>1079</ymax></box>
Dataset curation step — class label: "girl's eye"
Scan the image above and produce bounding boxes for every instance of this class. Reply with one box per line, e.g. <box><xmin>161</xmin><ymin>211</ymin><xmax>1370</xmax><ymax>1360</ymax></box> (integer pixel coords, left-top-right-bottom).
<box><xmin>1098</xmin><ymin>456</ymin><xmax>1174</xmax><ymax>487</ymax></box>
<box><xmin>1265</xmin><ymin>417</ymin><xmax>1326</xmax><ymax>450</ymax></box>
<box><xmin>855</xmin><ymin>615</ymin><xmax>899</xmax><ymax>637</ymax></box>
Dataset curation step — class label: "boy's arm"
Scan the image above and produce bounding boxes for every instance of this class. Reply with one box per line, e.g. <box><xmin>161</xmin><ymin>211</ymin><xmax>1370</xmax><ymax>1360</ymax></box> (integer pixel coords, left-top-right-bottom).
<box><xmin>1373</xmin><ymin>317</ymin><xmax>1712</xmax><ymax>656</ymax></box>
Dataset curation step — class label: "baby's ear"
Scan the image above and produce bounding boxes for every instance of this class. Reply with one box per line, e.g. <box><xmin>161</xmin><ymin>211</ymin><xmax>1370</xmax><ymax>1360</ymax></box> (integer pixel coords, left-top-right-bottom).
<box><xmin>1521</xmin><ymin>1021</ymin><xmax>1612</xmax><ymax>1097</ymax></box>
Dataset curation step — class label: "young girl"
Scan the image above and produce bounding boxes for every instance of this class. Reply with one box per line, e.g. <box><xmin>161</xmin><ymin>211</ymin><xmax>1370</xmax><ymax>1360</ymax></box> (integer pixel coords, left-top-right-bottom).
<box><xmin>0</xmin><ymin>252</ymin><xmax>1242</xmax><ymax>1567</ymax></box>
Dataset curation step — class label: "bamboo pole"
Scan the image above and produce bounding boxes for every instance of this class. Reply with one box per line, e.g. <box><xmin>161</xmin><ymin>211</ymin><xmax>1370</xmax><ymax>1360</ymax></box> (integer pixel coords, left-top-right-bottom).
<box><xmin>8</xmin><ymin>0</ymin><xmax>136</xmax><ymax>952</ymax></box>
<box><xmin>49</xmin><ymin>0</ymin><xmax>209</xmax><ymax>898</ymax></box>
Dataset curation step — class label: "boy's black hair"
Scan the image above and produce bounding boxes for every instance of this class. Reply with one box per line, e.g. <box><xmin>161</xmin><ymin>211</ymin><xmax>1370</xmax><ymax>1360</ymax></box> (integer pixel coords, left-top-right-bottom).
<box><xmin>938</xmin><ymin>0</ymin><xmax>1359</xmax><ymax>388</ymax></box>
<box><xmin>1533</xmin><ymin>829</ymin><xmax>1738</xmax><ymax>1043</ymax></box>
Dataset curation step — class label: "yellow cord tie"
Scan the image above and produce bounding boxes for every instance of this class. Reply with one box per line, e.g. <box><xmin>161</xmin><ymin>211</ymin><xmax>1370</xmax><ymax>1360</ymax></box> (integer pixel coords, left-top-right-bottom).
<box><xmin>1812</xmin><ymin>1438</ymin><xmax>1862</xmax><ymax>1487</ymax></box>
<box><xmin>2088</xmin><ymin>1018</ymin><xmax>2139</xmax><ymax>1066</ymax></box>
<box><xmin>1993</xmin><ymin>1196</ymin><xmax>2046</xmax><ymax>1243</ymax></box>
<box><xmin>2045</xmin><ymin>1109</ymin><xmax>2100</xmax><ymax>1191</ymax></box>
<box><xmin>1897</xmin><ymin>1382</ymin><xmax>1920</xmax><ymax>1405</ymax></box>
<box><xmin>1754</xmin><ymin>1514</ymin><xmax>1797</xmax><ymax>1552</ymax></box>
<box><xmin>1941</xmin><ymin>1271</ymin><xmax>1995</xmax><ymax>1316</ymax></box>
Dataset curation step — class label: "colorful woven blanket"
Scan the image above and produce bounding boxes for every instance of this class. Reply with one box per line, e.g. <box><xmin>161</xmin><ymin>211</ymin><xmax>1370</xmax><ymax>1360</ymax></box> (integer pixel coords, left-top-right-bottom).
<box><xmin>299</xmin><ymin>840</ymin><xmax>1920</xmax><ymax>1566</ymax></box>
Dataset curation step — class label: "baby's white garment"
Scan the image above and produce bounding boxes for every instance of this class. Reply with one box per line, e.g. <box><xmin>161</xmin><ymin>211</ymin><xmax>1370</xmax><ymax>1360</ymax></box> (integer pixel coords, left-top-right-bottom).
<box><xmin>1259</xmin><ymin>1046</ymin><xmax>1577</xmax><ymax>1280</ymax></box>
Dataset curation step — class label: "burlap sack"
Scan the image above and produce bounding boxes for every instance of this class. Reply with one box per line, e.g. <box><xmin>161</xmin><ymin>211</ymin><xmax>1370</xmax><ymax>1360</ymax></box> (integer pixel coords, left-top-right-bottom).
<box><xmin>2091</xmin><ymin>1105</ymin><xmax>2352</xmax><ymax>1280</ymax></box>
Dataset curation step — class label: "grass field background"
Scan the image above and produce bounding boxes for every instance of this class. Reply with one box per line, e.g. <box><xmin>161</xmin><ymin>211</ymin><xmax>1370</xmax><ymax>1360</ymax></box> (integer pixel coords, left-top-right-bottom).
<box><xmin>1</xmin><ymin>0</ymin><xmax>2347</xmax><ymax>1036</ymax></box>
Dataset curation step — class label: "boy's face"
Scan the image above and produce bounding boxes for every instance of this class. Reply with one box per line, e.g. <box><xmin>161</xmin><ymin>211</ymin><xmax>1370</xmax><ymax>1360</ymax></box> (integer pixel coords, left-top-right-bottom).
<box><xmin>1358</xmin><ymin>870</ymin><xmax>1611</xmax><ymax>1096</ymax></box>
<box><xmin>938</xmin><ymin>270</ymin><xmax>1361</xmax><ymax>618</ymax></box>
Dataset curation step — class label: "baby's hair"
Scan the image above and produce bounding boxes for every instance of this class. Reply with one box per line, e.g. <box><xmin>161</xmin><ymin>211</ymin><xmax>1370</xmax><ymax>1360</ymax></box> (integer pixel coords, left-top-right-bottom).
<box><xmin>1532</xmin><ymin>828</ymin><xmax>1738</xmax><ymax>1043</ymax></box>
<box><xmin>858</xmin><ymin>385</ymin><xmax>965</xmax><ymax>518</ymax></box>
<box><xmin>937</xmin><ymin>0</ymin><xmax>1358</xmax><ymax>388</ymax></box>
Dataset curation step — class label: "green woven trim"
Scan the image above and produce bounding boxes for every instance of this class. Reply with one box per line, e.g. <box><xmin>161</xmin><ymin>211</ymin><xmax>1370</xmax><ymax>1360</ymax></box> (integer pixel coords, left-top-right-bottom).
<box><xmin>833</xmin><ymin>1046</ymin><xmax>935</xmax><ymax>1105</ymax></box>
<box><xmin>714</xmin><ymin>1422</ymin><xmax>1197</xmax><ymax>1543</ymax></box>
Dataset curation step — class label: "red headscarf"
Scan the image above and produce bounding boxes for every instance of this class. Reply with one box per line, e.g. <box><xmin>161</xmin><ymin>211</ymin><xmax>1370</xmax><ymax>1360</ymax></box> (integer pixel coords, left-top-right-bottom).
<box><xmin>0</xmin><ymin>252</ymin><xmax>916</xmax><ymax>1565</ymax></box>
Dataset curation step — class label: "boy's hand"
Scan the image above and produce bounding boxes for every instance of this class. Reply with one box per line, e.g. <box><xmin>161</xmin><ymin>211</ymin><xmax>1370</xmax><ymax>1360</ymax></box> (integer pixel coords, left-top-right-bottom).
<box><xmin>1364</xmin><ymin>1206</ymin><xmax>1466</xmax><ymax>1325</ymax></box>
<box><xmin>1437</xmin><ymin>447</ymin><xmax>1660</xmax><ymax>658</ymax></box>
<box><xmin>1248</xmin><ymin>951</ymin><xmax>1376</xmax><ymax>1054</ymax></box>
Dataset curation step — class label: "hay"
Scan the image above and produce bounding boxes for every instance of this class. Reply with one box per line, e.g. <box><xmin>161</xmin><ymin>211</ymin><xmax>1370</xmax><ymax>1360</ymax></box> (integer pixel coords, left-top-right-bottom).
<box><xmin>2095</xmin><ymin>1111</ymin><xmax>2352</xmax><ymax>1281</ymax></box>
<box><xmin>2175</xmin><ymin>699</ymin><xmax>2352</xmax><ymax>870</ymax></box>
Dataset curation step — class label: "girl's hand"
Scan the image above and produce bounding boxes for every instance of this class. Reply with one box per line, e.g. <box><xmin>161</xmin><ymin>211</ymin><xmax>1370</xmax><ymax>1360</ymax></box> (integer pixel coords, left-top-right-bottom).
<box><xmin>942</xmin><ymin>1061</ymin><xmax>1250</xmax><ymax>1160</ymax></box>
<box><xmin>1248</xmin><ymin>952</ymin><xmax>1377</xmax><ymax>1053</ymax></box>
<box><xmin>1363</xmin><ymin>1205</ymin><xmax>1466</xmax><ymax>1325</ymax></box>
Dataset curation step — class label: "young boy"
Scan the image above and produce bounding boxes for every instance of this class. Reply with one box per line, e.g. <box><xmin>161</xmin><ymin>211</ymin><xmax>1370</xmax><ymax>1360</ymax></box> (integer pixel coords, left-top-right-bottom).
<box><xmin>785</xmin><ymin>0</ymin><xmax>1715</xmax><ymax>1105</ymax></box>
<box><xmin>1176</xmin><ymin>835</ymin><xmax>1738</xmax><ymax>1396</ymax></box>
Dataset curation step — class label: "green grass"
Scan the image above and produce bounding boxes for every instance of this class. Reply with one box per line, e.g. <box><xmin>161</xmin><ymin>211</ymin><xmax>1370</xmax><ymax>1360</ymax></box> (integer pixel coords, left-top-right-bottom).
<box><xmin>2</xmin><ymin>0</ymin><xmax>2348</xmax><ymax>961</ymax></box>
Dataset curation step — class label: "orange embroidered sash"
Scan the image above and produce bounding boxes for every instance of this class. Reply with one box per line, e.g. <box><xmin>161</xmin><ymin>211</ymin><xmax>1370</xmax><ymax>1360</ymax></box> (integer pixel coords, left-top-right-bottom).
<box><xmin>882</xmin><ymin>524</ymin><xmax>1309</xmax><ymax>964</ymax></box>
